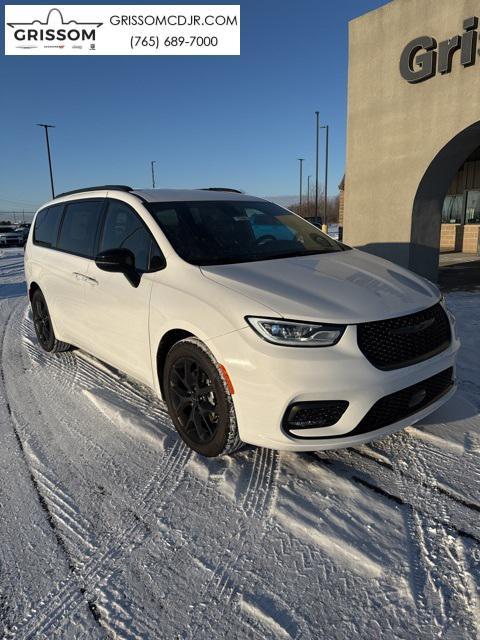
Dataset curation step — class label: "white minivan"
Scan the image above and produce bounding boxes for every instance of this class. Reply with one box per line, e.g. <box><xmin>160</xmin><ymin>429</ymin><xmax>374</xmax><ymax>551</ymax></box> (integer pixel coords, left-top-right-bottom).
<box><xmin>24</xmin><ymin>186</ymin><xmax>459</xmax><ymax>457</ymax></box>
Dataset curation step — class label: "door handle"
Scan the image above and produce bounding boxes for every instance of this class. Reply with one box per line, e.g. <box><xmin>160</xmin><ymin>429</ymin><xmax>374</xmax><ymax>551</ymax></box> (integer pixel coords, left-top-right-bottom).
<box><xmin>72</xmin><ymin>272</ymin><xmax>98</xmax><ymax>286</ymax></box>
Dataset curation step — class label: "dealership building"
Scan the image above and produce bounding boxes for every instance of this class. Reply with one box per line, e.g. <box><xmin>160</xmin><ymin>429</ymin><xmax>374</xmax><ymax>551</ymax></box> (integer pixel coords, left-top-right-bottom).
<box><xmin>343</xmin><ymin>0</ymin><xmax>480</xmax><ymax>280</ymax></box>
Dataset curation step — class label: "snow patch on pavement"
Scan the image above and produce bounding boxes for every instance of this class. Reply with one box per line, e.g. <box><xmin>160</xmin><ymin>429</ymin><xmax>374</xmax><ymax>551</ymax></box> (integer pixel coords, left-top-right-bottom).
<box><xmin>83</xmin><ymin>388</ymin><xmax>168</xmax><ymax>451</ymax></box>
<box><xmin>239</xmin><ymin>596</ymin><xmax>291</xmax><ymax>639</ymax></box>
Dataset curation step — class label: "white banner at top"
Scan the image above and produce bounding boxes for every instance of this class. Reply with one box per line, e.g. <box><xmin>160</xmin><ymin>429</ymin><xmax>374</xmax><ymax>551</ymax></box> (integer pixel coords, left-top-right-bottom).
<box><xmin>4</xmin><ymin>5</ymin><xmax>240</xmax><ymax>55</ymax></box>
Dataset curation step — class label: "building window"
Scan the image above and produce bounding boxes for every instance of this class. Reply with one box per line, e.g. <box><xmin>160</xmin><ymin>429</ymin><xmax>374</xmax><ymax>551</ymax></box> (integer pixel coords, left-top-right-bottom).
<box><xmin>441</xmin><ymin>195</ymin><xmax>464</xmax><ymax>224</ymax></box>
<box><xmin>465</xmin><ymin>191</ymin><xmax>480</xmax><ymax>224</ymax></box>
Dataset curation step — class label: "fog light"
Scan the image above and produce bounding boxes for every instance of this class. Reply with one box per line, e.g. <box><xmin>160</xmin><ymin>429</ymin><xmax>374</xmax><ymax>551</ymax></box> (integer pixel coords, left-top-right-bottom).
<box><xmin>283</xmin><ymin>400</ymin><xmax>349</xmax><ymax>435</ymax></box>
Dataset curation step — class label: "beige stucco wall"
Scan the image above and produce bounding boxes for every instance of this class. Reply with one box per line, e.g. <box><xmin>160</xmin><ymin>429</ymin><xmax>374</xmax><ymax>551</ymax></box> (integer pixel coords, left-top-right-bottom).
<box><xmin>344</xmin><ymin>0</ymin><xmax>480</xmax><ymax>277</ymax></box>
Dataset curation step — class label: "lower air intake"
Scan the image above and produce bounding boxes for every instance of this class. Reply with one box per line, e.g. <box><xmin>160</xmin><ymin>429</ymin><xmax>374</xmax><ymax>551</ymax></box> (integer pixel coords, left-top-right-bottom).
<box><xmin>283</xmin><ymin>401</ymin><xmax>349</xmax><ymax>437</ymax></box>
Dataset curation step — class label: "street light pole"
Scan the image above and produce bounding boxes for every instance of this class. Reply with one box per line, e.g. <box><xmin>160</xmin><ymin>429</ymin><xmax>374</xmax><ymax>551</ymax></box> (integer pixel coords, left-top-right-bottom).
<box><xmin>315</xmin><ymin>111</ymin><xmax>320</xmax><ymax>223</ymax></box>
<box><xmin>307</xmin><ymin>175</ymin><xmax>312</xmax><ymax>211</ymax></box>
<box><xmin>151</xmin><ymin>161</ymin><xmax>156</xmax><ymax>188</ymax></box>
<box><xmin>36</xmin><ymin>124</ymin><xmax>56</xmax><ymax>199</ymax></box>
<box><xmin>298</xmin><ymin>158</ymin><xmax>304</xmax><ymax>210</ymax></box>
<box><xmin>321</xmin><ymin>125</ymin><xmax>329</xmax><ymax>229</ymax></box>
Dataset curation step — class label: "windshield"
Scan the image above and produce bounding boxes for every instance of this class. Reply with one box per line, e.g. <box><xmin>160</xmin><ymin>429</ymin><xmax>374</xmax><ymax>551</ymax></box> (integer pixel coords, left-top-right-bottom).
<box><xmin>148</xmin><ymin>200</ymin><xmax>348</xmax><ymax>266</ymax></box>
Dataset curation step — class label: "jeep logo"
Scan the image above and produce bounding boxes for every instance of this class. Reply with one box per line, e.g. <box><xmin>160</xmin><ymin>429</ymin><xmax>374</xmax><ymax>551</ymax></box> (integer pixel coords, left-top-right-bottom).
<box><xmin>400</xmin><ymin>17</ymin><xmax>478</xmax><ymax>83</ymax></box>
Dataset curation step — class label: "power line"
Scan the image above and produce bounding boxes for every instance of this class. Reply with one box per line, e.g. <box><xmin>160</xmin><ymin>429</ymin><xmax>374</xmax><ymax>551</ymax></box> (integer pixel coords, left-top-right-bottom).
<box><xmin>0</xmin><ymin>197</ymin><xmax>40</xmax><ymax>206</ymax></box>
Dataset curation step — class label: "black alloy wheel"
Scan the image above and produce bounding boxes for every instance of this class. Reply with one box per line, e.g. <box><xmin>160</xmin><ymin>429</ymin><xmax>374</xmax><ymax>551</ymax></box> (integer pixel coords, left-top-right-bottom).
<box><xmin>169</xmin><ymin>356</ymin><xmax>219</xmax><ymax>445</ymax></box>
<box><xmin>32</xmin><ymin>292</ymin><xmax>53</xmax><ymax>349</ymax></box>
<box><xmin>164</xmin><ymin>338</ymin><xmax>242</xmax><ymax>457</ymax></box>
<box><xmin>31</xmin><ymin>289</ymin><xmax>71</xmax><ymax>353</ymax></box>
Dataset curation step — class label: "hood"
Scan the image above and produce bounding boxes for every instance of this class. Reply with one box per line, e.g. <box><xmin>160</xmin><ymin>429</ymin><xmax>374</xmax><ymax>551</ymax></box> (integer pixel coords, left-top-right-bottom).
<box><xmin>200</xmin><ymin>249</ymin><xmax>441</xmax><ymax>324</ymax></box>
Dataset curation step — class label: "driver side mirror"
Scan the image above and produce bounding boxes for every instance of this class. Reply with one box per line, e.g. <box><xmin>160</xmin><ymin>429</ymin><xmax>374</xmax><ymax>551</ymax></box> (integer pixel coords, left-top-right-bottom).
<box><xmin>95</xmin><ymin>248</ymin><xmax>141</xmax><ymax>288</ymax></box>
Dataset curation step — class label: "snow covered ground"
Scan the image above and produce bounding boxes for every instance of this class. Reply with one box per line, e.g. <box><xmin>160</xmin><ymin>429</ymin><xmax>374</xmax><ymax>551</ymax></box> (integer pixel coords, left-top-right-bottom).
<box><xmin>0</xmin><ymin>246</ymin><xmax>479</xmax><ymax>639</ymax></box>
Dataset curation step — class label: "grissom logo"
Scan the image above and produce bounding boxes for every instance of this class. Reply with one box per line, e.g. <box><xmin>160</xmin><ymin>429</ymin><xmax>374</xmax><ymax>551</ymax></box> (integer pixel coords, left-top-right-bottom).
<box><xmin>7</xmin><ymin>8</ymin><xmax>103</xmax><ymax>50</ymax></box>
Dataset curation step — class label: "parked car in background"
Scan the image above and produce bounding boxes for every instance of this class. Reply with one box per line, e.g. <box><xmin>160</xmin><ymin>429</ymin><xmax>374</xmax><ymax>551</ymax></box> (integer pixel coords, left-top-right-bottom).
<box><xmin>25</xmin><ymin>186</ymin><xmax>459</xmax><ymax>457</ymax></box>
<box><xmin>17</xmin><ymin>223</ymin><xmax>31</xmax><ymax>243</ymax></box>
<box><xmin>0</xmin><ymin>224</ymin><xmax>24</xmax><ymax>247</ymax></box>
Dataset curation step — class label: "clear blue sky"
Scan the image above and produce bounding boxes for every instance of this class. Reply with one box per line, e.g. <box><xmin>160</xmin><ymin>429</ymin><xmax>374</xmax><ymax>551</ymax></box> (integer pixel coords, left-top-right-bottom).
<box><xmin>0</xmin><ymin>0</ymin><xmax>388</xmax><ymax>212</ymax></box>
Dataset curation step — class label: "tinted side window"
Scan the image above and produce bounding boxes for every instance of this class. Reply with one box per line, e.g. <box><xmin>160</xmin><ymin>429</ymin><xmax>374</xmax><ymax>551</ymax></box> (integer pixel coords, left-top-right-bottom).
<box><xmin>100</xmin><ymin>201</ymin><xmax>156</xmax><ymax>272</ymax></box>
<box><xmin>33</xmin><ymin>204</ymin><xmax>64</xmax><ymax>248</ymax></box>
<box><xmin>58</xmin><ymin>200</ymin><xmax>103</xmax><ymax>257</ymax></box>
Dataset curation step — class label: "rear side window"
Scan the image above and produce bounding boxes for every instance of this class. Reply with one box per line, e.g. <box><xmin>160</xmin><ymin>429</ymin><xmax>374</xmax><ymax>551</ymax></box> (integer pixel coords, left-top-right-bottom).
<box><xmin>57</xmin><ymin>200</ymin><xmax>103</xmax><ymax>258</ymax></box>
<box><xmin>100</xmin><ymin>200</ymin><xmax>157</xmax><ymax>272</ymax></box>
<box><xmin>33</xmin><ymin>204</ymin><xmax>64</xmax><ymax>248</ymax></box>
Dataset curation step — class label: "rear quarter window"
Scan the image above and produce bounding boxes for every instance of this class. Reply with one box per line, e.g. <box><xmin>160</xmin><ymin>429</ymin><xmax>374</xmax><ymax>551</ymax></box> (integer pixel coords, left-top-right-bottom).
<box><xmin>33</xmin><ymin>204</ymin><xmax>64</xmax><ymax>248</ymax></box>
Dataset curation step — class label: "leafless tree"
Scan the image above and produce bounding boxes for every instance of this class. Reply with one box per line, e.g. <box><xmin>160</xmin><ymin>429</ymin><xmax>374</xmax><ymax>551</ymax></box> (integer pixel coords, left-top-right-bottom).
<box><xmin>289</xmin><ymin>186</ymin><xmax>340</xmax><ymax>224</ymax></box>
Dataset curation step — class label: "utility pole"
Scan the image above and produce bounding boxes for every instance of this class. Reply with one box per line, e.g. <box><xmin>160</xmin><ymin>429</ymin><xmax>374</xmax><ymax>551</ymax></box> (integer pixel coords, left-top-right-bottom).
<box><xmin>151</xmin><ymin>161</ymin><xmax>156</xmax><ymax>188</ymax></box>
<box><xmin>315</xmin><ymin>111</ymin><xmax>320</xmax><ymax>223</ymax></box>
<box><xmin>321</xmin><ymin>124</ymin><xmax>330</xmax><ymax>230</ymax></box>
<box><xmin>36</xmin><ymin>124</ymin><xmax>56</xmax><ymax>199</ymax></box>
<box><xmin>298</xmin><ymin>158</ymin><xmax>304</xmax><ymax>210</ymax></box>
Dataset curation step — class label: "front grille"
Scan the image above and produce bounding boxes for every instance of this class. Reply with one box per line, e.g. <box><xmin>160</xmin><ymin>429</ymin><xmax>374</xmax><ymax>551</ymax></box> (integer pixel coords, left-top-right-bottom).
<box><xmin>354</xmin><ymin>367</ymin><xmax>454</xmax><ymax>436</ymax></box>
<box><xmin>357</xmin><ymin>303</ymin><xmax>451</xmax><ymax>371</ymax></box>
<box><xmin>283</xmin><ymin>400</ymin><xmax>349</xmax><ymax>437</ymax></box>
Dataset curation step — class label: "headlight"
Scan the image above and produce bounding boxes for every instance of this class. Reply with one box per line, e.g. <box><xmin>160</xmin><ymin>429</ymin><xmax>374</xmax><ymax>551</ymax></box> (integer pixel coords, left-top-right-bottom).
<box><xmin>246</xmin><ymin>317</ymin><xmax>345</xmax><ymax>347</ymax></box>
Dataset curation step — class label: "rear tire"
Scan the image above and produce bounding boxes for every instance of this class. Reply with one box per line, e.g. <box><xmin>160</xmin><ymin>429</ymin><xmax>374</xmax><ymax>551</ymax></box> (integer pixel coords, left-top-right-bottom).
<box><xmin>163</xmin><ymin>337</ymin><xmax>243</xmax><ymax>457</ymax></box>
<box><xmin>31</xmin><ymin>289</ymin><xmax>71</xmax><ymax>353</ymax></box>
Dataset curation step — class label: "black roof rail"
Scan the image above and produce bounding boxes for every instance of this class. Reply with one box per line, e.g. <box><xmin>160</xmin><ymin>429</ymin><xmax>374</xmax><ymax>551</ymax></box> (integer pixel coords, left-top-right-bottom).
<box><xmin>55</xmin><ymin>185</ymin><xmax>133</xmax><ymax>199</ymax></box>
<box><xmin>199</xmin><ymin>187</ymin><xmax>244</xmax><ymax>194</ymax></box>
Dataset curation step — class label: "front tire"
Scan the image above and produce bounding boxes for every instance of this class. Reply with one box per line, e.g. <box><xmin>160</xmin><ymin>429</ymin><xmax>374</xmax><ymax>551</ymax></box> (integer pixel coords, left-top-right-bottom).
<box><xmin>31</xmin><ymin>289</ymin><xmax>71</xmax><ymax>353</ymax></box>
<box><xmin>163</xmin><ymin>338</ymin><xmax>243</xmax><ymax>457</ymax></box>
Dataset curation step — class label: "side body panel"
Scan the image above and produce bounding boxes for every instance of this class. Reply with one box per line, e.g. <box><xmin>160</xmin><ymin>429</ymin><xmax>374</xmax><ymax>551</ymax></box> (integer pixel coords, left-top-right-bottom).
<box><xmin>25</xmin><ymin>243</ymin><xmax>90</xmax><ymax>346</ymax></box>
<box><xmin>85</xmin><ymin>263</ymin><xmax>155</xmax><ymax>387</ymax></box>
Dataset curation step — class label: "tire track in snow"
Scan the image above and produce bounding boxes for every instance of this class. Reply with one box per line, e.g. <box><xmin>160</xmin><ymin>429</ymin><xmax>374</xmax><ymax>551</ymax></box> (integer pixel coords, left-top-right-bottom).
<box><xmin>313</xmin><ymin>439</ymin><xmax>480</xmax><ymax>636</ymax></box>
<box><xmin>242</xmin><ymin>446</ymin><xmax>280</xmax><ymax>520</ymax></box>
<box><xmin>206</xmin><ymin>448</ymin><xmax>279</xmax><ymax>599</ymax></box>
<box><xmin>9</xmin><ymin>439</ymin><xmax>191</xmax><ymax>640</ymax></box>
<box><xmin>0</xmin><ymin>299</ymin><xmax>104</xmax><ymax>638</ymax></box>
<box><xmin>385</xmin><ymin>431</ymin><xmax>480</xmax><ymax>638</ymax></box>
<box><xmin>315</xmin><ymin>447</ymin><xmax>480</xmax><ymax>543</ymax></box>
<box><xmin>21</xmin><ymin>308</ymin><xmax>178</xmax><ymax>515</ymax></box>
<box><xmin>19</xmin><ymin>309</ymin><xmax>137</xmax><ymax>530</ymax></box>
<box><xmin>188</xmin><ymin>447</ymin><xmax>281</xmax><ymax>638</ymax></box>
<box><xmin>316</xmin><ymin>437</ymin><xmax>480</xmax><ymax>636</ymax></box>
<box><xmin>2</xmin><ymin>302</ymin><xmax>193</xmax><ymax>638</ymax></box>
<box><xmin>26</xmin><ymin>454</ymin><xmax>97</xmax><ymax>555</ymax></box>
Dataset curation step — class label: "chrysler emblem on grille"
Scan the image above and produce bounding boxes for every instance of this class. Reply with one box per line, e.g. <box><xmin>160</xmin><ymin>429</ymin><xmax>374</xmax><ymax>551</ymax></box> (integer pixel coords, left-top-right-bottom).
<box><xmin>391</xmin><ymin>317</ymin><xmax>435</xmax><ymax>336</ymax></box>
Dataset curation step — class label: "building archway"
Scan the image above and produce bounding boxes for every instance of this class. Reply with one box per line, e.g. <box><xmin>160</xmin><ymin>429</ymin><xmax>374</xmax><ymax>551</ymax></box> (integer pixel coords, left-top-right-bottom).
<box><xmin>409</xmin><ymin>121</ymin><xmax>480</xmax><ymax>280</ymax></box>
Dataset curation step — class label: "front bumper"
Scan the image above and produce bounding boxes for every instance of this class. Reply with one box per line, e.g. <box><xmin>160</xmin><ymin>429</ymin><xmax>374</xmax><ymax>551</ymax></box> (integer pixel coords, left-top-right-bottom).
<box><xmin>0</xmin><ymin>238</ymin><xmax>23</xmax><ymax>246</ymax></box>
<box><xmin>207</xmin><ymin>321</ymin><xmax>460</xmax><ymax>451</ymax></box>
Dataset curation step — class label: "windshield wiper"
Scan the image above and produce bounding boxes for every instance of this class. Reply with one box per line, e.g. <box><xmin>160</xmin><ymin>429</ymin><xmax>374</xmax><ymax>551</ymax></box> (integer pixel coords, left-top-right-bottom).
<box><xmin>198</xmin><ymin>248</ymin><xmax>340</xmax><ymax>266</ymax></box>
<box><xmin>255</xmin><ymin>249</ymin><xmax>339</xmax><ymax>260</ymax></box>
